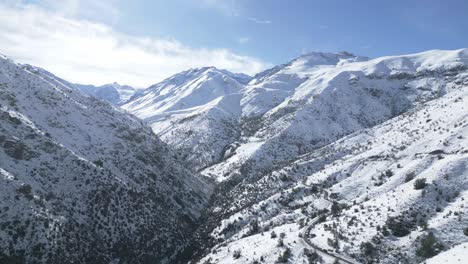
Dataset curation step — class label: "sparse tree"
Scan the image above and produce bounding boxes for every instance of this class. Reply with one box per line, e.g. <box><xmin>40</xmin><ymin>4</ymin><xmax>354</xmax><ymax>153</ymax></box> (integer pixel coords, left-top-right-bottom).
<box><xmin>233</xmin><ymin>249</ymin><xmax>242</xmax><ymax>259</ymax></box>
<box><xmin>404</xmin><ymin>172</ymin><xmax>415</xmax><ymax>182</ymax></box>
<box><xmin>414</xmin><ymin>178</ymin><xmax>427</xmax><ymax>190</ymax></box>
<box><xmin>271</xmin><ymin>231</ymin><xmax>277</xmax><ymax>239</ymax></box>
<box><xmin>416</xmin><ymin>232</ymin><xmax>444</xmax><ymax>259</ymax></box>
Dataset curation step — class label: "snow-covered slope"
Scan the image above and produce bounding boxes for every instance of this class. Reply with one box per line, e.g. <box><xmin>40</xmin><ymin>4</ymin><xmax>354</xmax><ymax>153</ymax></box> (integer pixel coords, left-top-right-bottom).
<box><xmin>123</xmin><ymin>67</ymin><xmax>246</xmax><ymax>170</ymax></box>
<box><xmin>194</xmin><ymin>67</ymin><xmax>468</xmax><ymax>264</ymax></box>
<box><xmin>242</xmin><ymin>51</ymin><xmax>369</xmax><ymax>117</ymax></box>
<box><xmin>2</xmin><ymin>47</ymin><xmax>467</xmax><ymax>263</ymax></box>
<box><xmin>125</xmin><ymin>50</ymin><xmax>468</xmax><ymax>177</ymax></box>
<box><xmin>426</xmin><ymin>242</ymin><xmax>467</xmax><ymax>264</ymax></box>
<box><xmin>0</xmin><ymin>55</ymin><xmax>211</xmax><ymax>263</ymax></box>
<box><xmin>203</xmin><ymin>49</ymin><xmax>468</xmax><ymax>181</ymax></box>
<box><xmin>116</xmin><ymin>49</ymin><xmax>468</xmax><ymax>263</ymax></box>
<box><xmin>121</xmin><ymin>49</ymin><xmax>468</xmax><ymax>263</ymax></box>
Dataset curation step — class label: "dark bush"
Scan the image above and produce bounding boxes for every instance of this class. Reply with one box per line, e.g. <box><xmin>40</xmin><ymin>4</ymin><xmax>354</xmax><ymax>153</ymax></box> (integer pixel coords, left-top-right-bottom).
<box><xmin>414</xmin><ymin>178</ymin><xmax>427</xmax><ymax>190</ymax></box>
<box><xmin>304</xmin><ymin>248</ymin><xmax>322</xmax><ymax>264</ymax></box>
<box><xmin>385</xmin><ymin>170</ymin><xmax>394</xmax><ymax>177</ymax></box>
<box><xmin>404</xmin><ymin>172</ymin><xmax>415</xmax><ymax>182</ymax></box>
<box><xmin>249</xmin><ymin>219</ymin><xmax>259</xmax><ymax>234</ymax></box>
<box><xmin>271</xmin><ymin>231</ymin><xmax>277</xmax><ymax>239</ymax></box>
<box><xmin>232</xmin><ymin>250</ymin><xmax>241</xmax><ymax>259</ymax></box>
<box><xmin>416</xmin><ymin>232</ymin><xmax>444</xmax><ymax>259</ymax></box>
<box><xmin>360</xmin><ymin>242</ymin><xmax>375</xmax><ymax>257</ymax></box>
<box><xmin>385</xmin><ymin>217</ymin><xmax>414</xmax><ymax>237</ymax></box>
<box><xmin>277</xmin><ymin>238</ymin><xmax>284</xmax><ymax>247</ymax></box>
<box><xmin>331</xmin><ymin>201</ymin><xmax>341</xmax><ymax>216</ymax></box>
<box><xmin>93</xmin><ymin>160</ymin><xmax>104</xmax><ymax>167</ymax></box>
<box><xmin>17</xmin><ymin>185</ymin><xmax>33</xmax><ymax>200</ymax></box>
<box><xmin>275</xmin><ymin>248</ymin><xmax>291</xmax><ymax>263</ymax></box>
<box><xmin>382</xmin><ymin>226</ymin><xmax>390</xmax><ymax>236</ymax></box>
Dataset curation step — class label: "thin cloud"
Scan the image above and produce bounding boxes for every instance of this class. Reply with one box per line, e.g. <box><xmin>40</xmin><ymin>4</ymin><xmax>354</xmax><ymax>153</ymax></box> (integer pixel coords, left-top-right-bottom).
<box><xmin>36</xmin><ymin>0</ymin><xmax>122</xmax><ymax>25</ymax></box>
<box><xmin>0</xmin><ymin>3</ymin><xmax>270</xmax><ymax>87</ymax></box>
<box><xmin>248</xmin><ymin>17</ymin><xmax>272</xmax><ymax>24</ymax></box>
<box><xmin>238</xmin><ymin>37</ymin><xmax>250</xmax><ymax>44</ymax></box>
<box><xmin>196</xmin><ymin>0</ymin><xmax>241</xmax><ymax>16</ymax></box>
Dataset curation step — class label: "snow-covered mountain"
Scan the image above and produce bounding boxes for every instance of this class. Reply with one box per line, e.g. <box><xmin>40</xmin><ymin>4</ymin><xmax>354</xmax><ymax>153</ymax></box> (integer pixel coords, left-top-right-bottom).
<box><xmin>201</xmin><ymin>49</ymin><xmax>467</xmax><ymax>179</ymax></box>
<box><xmin>0</xmin><ymin>55</ymin><xmax>211</xmax><ymax>263</ymax></box>
<box><xmin>123</xmin><ymin>67</ymin><xmax>247</xmax><ymax>170</ymax></box>
<box><xmin>19</xmin><ymin>64</ymin><xmax>136</xmax><ymax>105</ymax></box>
<box><xmin>124</xmin><ymin>50</ymin><xmax>467</xmax><ymax>175</ymax></box>
<box><xmin>192</xmin><ymin>49</ymin><xmax>468</xmax><ymax>264</ymax></box>
<box><xmin>123</xmin><ymin>49</ymin><xmax>468</xmax><ymax>263</ymax></box>
<box><xmin>196</xmin><ymin>81</ymin><xmax>467</xmax><ymax>263</ymax></box>
<box><xmin>3</xmin><ymin>48</ymin><xmax>467</xmax><ymax>263</ymax></box>
<box><xmin>75</xmin><ymin>82</ymin><xmax>137</xmax><ymax>105</ymax></box>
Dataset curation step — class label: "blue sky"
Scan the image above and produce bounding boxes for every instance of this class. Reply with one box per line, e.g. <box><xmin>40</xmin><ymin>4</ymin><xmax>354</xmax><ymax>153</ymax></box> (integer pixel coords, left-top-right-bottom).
<box><xmin>1</xmin><ymin>0</ymin><xmax>467</xmax><ymax>86</ymax></box>
<box><xmin>115</xmin><ymin>0</ymin><xmax>468</xmax><ymax>63</ymax></box>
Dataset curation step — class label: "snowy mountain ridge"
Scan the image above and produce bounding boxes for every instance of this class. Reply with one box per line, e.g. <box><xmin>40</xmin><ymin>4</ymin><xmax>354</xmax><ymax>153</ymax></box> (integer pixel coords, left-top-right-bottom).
<box><xmin>124</xmin><ymin>48</ymin><xmax>468</xmax><ymax>174</ymax></box>
<box><xmin>0</xmin><ymin>55</ymin><xmax>211</xmax><ymax>263</ymax></box>
<box><xmin>1</xmin><ymin>47</ymin><xmax>467</xmax><ymax>264</ymax></box>
<box><xmin>196</xmin><ymin>76</ymin><xmax>467</xmax><ymax>264</ymax></box>
<box><xmin>122</xmin><ymin>48</ymin><xmax>468</xmax><ymax>263</ymax></box>
<box><xmin>123</xmin><ymin>66</ymin><xmax>248</xmax><ymax>170</ymax></box>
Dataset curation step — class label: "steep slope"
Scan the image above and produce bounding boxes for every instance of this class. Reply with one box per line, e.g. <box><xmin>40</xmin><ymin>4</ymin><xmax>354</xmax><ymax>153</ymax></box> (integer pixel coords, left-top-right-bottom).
<box><xmin>123</xmin><ymin>67</ymin><xmax>246</xmax><ymax>170</ymax></box>
<box><xmin>195</xmin><ymin>69</ymin><xmax>468</xmax><ymax>264</ymax></box>
<box><xmin>0</xmin><ymin>55</ymin><xmax>210</xmax><ymax>263</ymax></box>
<box><xmin>203</xmin><ymin>49</ymin><xmax>468</xmax><ymax>181</ymax></box>
<box><xmin>120</xmin><ymin>49</ymin><xmax>467</xmax><ymax>263</ymax></box>
<box><xmin>242</xmin><ymin>51</ymin><xmax>369</xmax><ymax>117</ymax></box>
<box><xmin>126</xmin><ymin>50</ymin><xmax>468</xmax><ymax>178</ymax></box>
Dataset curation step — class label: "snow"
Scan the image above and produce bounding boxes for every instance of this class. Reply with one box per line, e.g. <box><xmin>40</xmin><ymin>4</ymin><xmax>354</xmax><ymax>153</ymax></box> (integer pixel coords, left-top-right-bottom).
<box><xmin>0</xmin><ymin>55</ymin><xmax>210</xmax><ymax>263</ymax></box>
<box><xmin>133</xmin><ymin>49</ymin><xmax>468</xmax><ymax>263</ymax></box>
<box><xmin>3</xmin><ymin>47</ymin><xmax>466</xmax><ymax>263</ymax></box>
<box><xmin>426</xmin><ymin>242</ymin><xmax>468</xmax><ymax>264</ymax></box>
<box><xmin>122</xmin><ymin>67</ymin><xmax>247</xmax><ymax>170</ymax></box>
<box><xmin>71</xmin><ymin>82</ymin><xmax>137</xmax><ymax>105</ymax></box>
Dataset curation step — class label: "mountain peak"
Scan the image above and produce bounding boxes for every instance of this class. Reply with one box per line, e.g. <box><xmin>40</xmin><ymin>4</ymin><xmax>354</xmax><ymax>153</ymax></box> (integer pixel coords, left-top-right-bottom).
<box><xmin>299</xmin><ymin>50</ymin><xmax>357</xmax><ymax>58</ymax></box>
<box><xmin>292</xmin><ymin>51</ymin><xmax>369</xmax><ymax>67</ymax></box>
<box><xmin>163</xmin><ymin>66</ymin><xmax>250</xmax><ymax>86</ymax></box>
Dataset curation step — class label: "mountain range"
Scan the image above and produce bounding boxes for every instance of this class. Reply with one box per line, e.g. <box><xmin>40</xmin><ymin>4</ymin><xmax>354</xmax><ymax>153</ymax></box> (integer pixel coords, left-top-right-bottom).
<box><xmin>1</xmin><ymin>49</ymin><xmax>467</xmax><ymax>263</ymax></box>
<box><xmin>0</xmin><ymin>54</ymin><xmax>210</xmax><ymax>263</ymax></box>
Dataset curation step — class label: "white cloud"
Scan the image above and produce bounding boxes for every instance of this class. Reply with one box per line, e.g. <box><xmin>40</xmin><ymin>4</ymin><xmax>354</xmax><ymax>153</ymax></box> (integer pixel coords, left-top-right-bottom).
<box><xmin>238</xmin><ymin>37</ymin><xmax>250</xmax><ymax>44</ymax></box>
<box><xmin>0</xmin><ymin>3</ymin><xmax>270</xmax><ymax>87</ymax></box>
<box><xmin>40</xmin><ymin>0</ymin><xmax>122</xmax><ymax>24</ymax></box>
<box><xmin>248</xmin><ymin>17</ymin><xmax>272</xmax><ymax>24</ymax></box>
<box><xmin>196</xmin><ymin>0</ymin><xmax>241</xmax><ymax>16</ymax></box>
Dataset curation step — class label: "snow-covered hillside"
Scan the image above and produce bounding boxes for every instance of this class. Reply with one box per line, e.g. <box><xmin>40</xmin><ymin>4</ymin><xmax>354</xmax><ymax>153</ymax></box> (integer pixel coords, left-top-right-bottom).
<box><xmin>123</xmin><ymin>67</ymin><xmax>247</xmax><ymax>170</ymax></box>
<box><xmin>0</xmin><ymin>55</ymin><xmax>211</xmax><ymax>263</ymax></box>
<box><xmin>195</xmin><ymin>59</ymin><xmax>468</xmax><ymax>264</ymax></box>
<box><xmin>122</xmin><ymin>49</ymin><xmax>468</xmax><ymax>263</ymax></box>
<box><xmin>203</xmin><ymin>49</ymin><xmax>468</xmax><ymax>181</ymax></box>
<box><xmin>124</xmin><ymin>49</ymin><xmax>467</xmax><ymax>177</ymax></box>
<box><xmin>4</xmin><ymin>48</ymin><xmax>466</xmax><ymax>263</ymax></box>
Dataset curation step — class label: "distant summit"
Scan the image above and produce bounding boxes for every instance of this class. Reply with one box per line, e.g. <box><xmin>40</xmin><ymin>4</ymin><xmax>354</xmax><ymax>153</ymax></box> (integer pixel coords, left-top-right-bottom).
<box><xmin>74</xmin><ymin>82</ymin><xmax>137</xmax><ymax>105</ymax></box>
